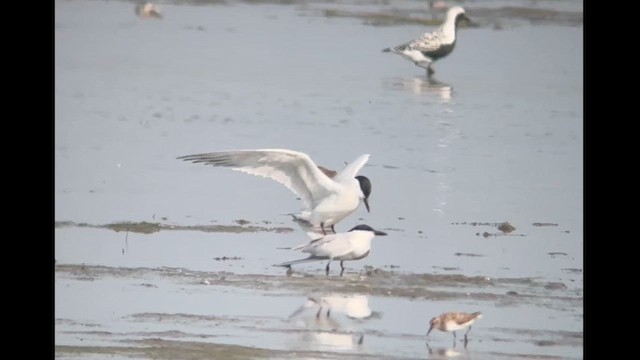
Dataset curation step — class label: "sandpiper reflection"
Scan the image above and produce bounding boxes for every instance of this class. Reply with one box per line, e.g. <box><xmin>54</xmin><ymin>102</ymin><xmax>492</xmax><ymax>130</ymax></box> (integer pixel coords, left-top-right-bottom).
<box><xmin>426</xmin><ymin>341</ymin><xmax>470</xmax><ymax>359</ymax></box>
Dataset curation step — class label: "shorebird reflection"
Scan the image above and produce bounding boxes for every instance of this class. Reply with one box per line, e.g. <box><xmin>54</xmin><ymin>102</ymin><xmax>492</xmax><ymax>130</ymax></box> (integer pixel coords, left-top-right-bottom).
<box><xmin>288</xmin><ymin>294</ymin><xmax>380</xmax><ymax>321</ymax></box>
<box><xmin>288</xmin><ymin>294</ymin><xmax>370</xmax><ymax>350</ymax></box>
<box><xmin>383</xmin><ymin>77</ymin><xmax>453</xmax><ymax>102</ymax></box>
<box><xmin>426</xmin><ymin>341</ymin><xmax>469</xmax><ymax>359</ymax></box>
<box><xmin>303</xmin><ymin>331</ymin><xmax>364</xmax><ymax>350</ymax></box>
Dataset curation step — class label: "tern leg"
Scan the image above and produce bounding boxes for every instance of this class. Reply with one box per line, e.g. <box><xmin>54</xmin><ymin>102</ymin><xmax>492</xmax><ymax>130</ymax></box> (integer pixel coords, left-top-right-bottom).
<box><xmin>427</xmin><ymin>64</ymin><xmax>435</xmax><ymax>77</ymax></box>
<box><xmin>285</xmin><ymin>265</ymin><xmax>293</xmax><ymax>277</ymax></box>
<box><xmin>330</xmin><ymin>224</ymin><xmax>336</xmax><ymax>234</ymax></box>
<box><xmin>340</xmin><ymin>260</ymin><xmax>346</xmax><ymax>277</ymax></box>
<box><xmin>326</xmin><ymin>308</ymin><xmax>331</xmax><ymax>318</ymax></box>
<box><xmin>325</xmin><ymin>261</ymin><xmax>331</xmax><ymax>276</ymax></box>
<box><xmin>320</xmin><ymin>223</ymin><xmax>327</xmax><ymax>235</ymax></box>
<box><xmin>316</xmin><ymin>307</ymin><xmax>322</xmax><ymax>318</ymax></box>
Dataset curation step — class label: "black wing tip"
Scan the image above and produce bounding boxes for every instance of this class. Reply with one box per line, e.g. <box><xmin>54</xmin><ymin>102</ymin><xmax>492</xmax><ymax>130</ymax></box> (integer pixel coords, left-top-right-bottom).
<box><xmin>176</xmin><ymin>153</ymin><xmax>225</xmax><ymax>164</ymax></box>
<box><xmin>177</xmin><ymin>154</ymin><xmax>202</xmax><ymax>161</ymax></box>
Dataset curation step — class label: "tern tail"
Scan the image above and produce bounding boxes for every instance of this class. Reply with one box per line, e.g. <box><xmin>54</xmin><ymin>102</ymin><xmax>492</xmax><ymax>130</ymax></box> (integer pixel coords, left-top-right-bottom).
<box><xmin>275</xmin><ymin>256</ymin><xmax>326</xmax><ymax>268</ymax></box>
<box><xmin>290</xmin><ymin>217</ymin><xmax>329</xmax><ymax>238</ymax></box>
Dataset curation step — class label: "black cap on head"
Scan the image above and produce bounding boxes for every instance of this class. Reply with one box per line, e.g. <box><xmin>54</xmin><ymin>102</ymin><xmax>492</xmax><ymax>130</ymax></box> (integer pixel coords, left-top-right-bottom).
<box><xmin>355</xmin><ymin>175</ymin><xmax>372</xmax><ymax>212</ymax></box>
<box><xmin>348</xmin><ymin>224</ymin><xmax>387</xmax><ymax>236</ymax></box>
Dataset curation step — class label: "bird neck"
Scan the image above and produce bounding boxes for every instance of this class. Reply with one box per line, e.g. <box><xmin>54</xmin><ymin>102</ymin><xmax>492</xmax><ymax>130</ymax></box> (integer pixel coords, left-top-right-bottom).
<box><xmin>440</xmin><ymin>17</ymin><xmax>458</xmax><ymax>43</ymax></box>
<box><xmin>351</xmin><ymin>232</ymin><xmax>375</xmax><ymax>247</ymax></box>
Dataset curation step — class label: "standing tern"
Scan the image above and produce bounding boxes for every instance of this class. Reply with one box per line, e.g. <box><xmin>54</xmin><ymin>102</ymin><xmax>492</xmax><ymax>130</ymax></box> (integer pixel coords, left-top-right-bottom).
<box><xmin>382</xmin><ymin>6</ymin><xmax>470</xmax><ymax>78</ymax></box>
<box><xmin>177</xmin><ymin>149</ymin><xmax>372</xmax><ymax>235</ymax></box>
<box><xmin>275</xmin><ymin>224</ymin><xmax>387</xmax><ymax>276</ymax></box>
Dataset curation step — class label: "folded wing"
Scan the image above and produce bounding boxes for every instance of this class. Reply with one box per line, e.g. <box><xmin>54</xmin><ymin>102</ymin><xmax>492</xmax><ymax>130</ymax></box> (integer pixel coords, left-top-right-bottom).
<box><xmin>407</xmin><ymin>32</ymin><xmax>444</xmax><ymax>53</ymax></box>
<box><xmin>300</xmin><ymin>234</ymin><xmax>354</xmax><ymax>258</ymax></box>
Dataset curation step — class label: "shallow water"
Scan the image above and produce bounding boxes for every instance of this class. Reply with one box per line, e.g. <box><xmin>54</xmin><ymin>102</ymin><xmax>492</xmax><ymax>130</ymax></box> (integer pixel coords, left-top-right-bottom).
<box><xmin>55</xmin><ymin>0</ymin><xmax>583</xmax><ymax>358</ymax></box>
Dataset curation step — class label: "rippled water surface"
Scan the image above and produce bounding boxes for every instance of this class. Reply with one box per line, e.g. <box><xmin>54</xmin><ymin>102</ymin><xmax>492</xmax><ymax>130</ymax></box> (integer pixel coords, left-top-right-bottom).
<box><xmin>55</xmin><ymin>0</ymin><xmax>583</xmax><ymax>358</ymax></box>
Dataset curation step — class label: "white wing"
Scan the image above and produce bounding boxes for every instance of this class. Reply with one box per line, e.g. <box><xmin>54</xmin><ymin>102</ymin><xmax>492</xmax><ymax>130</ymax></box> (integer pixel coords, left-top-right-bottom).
<box><xmin>178</xmin><ymin>149</ymin><xmax>341</xmax><ymax>209</ymax></box>
<box><xmin>334</xmin><ymin>154</ymin><xmax>370</xmax><ymax>182</ymax></box>
<box><xmin>301</xmin><ymin>233</ymin><xmax>354</xmax><ymax>258</ymax></box>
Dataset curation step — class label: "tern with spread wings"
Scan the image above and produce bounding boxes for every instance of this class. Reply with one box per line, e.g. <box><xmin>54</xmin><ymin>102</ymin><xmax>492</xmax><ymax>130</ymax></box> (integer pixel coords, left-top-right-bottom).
<box><xmin>178</xmin><ymin>149</ymin><xmax>372</xmax><ymax>235</ymax></box>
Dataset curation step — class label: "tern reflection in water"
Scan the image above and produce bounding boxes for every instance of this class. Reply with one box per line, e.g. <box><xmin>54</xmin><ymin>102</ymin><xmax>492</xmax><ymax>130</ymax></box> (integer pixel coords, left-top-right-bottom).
<box><xmin>287</xmin><ymin>294</ymin><xmax>371</xmax><ymax>350</ymax></box>
<box><xmin>288</xmin><ymin>294</ymin><xmax>381</xmax><ymax>321</ymax></box>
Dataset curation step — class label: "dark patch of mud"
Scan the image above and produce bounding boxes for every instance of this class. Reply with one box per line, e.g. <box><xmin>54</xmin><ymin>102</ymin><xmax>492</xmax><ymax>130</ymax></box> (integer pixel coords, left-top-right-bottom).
<box><xmin>490</xmin><ymin>328</ymin><xmax>583</xmax><ymax>347</ymax></box>
<box><xmin>453</xmin><ymin>221</ymin><xmax>519</xmax><ymax>230</ymax></box>
<box><xmin>470</xmin><ymin>6</ymin><xmax>583</xmax><ymax>26</ymax></box>
<box><xmin>548</xmin><ymin>252</ymin><xmax>568</xmax><ymax>257</ymax></box>
<box><xmin>55</xmin><ymin>338</ymin><xmax>407</xmax><ymax>360</ymax></box>
<box><xmin>432</xmin><ymin>266</ymin><xmax>460</xmax><ymax>271</ymax></box>
<box><xmin>62</xmin><ymin>329</ymin><xmax>219</xmax><ymax>340</ymax></box>
<box><xmin>55</xmin><ymin>318</ymin><xmax>101</xmax><ymax>328</ymax></box>
<box><xmin>532</xmin><ymin>223</ymin><xmax>559</xmax><ymax>227</ymax></box>
<box><xmin>55</xmin><ymin>341</ymin><xmax>275</xmax><ymax>360</ymax></box>
<box><xmin>452</xmin><ymin>221</ymin><xmax>526</xmax><ymax>237</ymax></box>
<box><xmin>118</xmin><ymin>0</ymin><xmax>583</xmax><ymax>28</ymax></box>
<box><xmin>322</xmin><ymin>8</ymin><xmax>448</xmax><ymax>27</ymax></box>
<box><xmin>497</xmin><ymin>222</ymin><xmax>516</xmax><ymax>233</ymax></box>
<box><xmin>55</xmin><ymin>220</ymin><xmax>295</xmax><ymax>235</ymax></box>
<box><xmin>478</xmin><ymin>231</ymin><xmax>526</xmax><ymax>238</ymax></box>
<box><xmin>127</xmin><ymin>313</ymin><xmax>282</xmax><ymax>330</ymax></box>
<box><xmin>544</xmin><ymin>282</ymin><xmax>567</xmax><ymax>290</ymax></box>
<box><xmin>55</xmin><ymin>264</ymin><xmax>582</xmax><ymax>308</ymax></box>
<box><xmin>319</xmin><ymin>5</ymin><xmax>581</xmax><ymax>27</ymax></box>
<box><xmin>561</xmin><ymin>268</ymin><xmax>582</xmax><ymax>274</ymax></box>
<box><xmin>213</xmin><ymin>256</ymin><xmax>243</xmax><ymax>261</ymax></box>
<box><xmin>454</xmin><ymin>252</ymin><xmax>484</xmax><ymax>257</ymax></box>
<box><xmin>483</xmin><ymin>352</ymin><xmax>566</xmax><ymax>359</ymax></box>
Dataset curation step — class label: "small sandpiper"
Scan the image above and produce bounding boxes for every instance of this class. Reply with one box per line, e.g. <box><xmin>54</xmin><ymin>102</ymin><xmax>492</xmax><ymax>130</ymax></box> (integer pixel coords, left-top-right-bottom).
<box><xmin>426</xmin><ymin>311</ymin><xmax>483</xmax><ymax>343</ymax></box>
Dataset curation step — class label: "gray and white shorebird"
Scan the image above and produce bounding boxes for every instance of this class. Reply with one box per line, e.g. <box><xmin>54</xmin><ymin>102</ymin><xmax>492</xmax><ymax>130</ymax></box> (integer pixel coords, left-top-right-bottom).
<box><xmin>426</xmin><ymin>311</ymin><xmax>483</xmax><ymax>343</ymax></box>
<box><xmin>276</xmin><ymin>224</ymin><xmax>387</xmax><ymax>276</ymax></box>
<box><xmin>382</xmin><ymin>6</ymin><xmax>470</xmax><ymax>77</ymax></box>
<box><xmin>177</xmin><ymin>149</ymin><xmax>372</xmax><ymax>235</ymax></box>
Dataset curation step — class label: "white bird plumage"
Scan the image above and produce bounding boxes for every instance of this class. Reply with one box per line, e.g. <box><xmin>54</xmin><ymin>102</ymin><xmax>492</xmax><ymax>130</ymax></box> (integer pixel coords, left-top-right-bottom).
<box><xmin>177</xmin><ymin>149</ymin><xmax>372</xmax><ymax>235</ymax></box>
<box><xmin>135</xmin><ymin>2</ymin><xmax>162</xmax><ymax>19</ymax></box>
<box><xmin>288</xmin><ymin>294</ymin><xmax>375</xmax><ymax>320</ymax></box>
<box><xmin>382</xmin><ymin>6</ymin><xmax>470</xmax><ymax>77</ymax></box>
<box><xmin>276</xmin><ymin>224</ymin><xmax>387</xmax><ymax>276</ymax></box>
